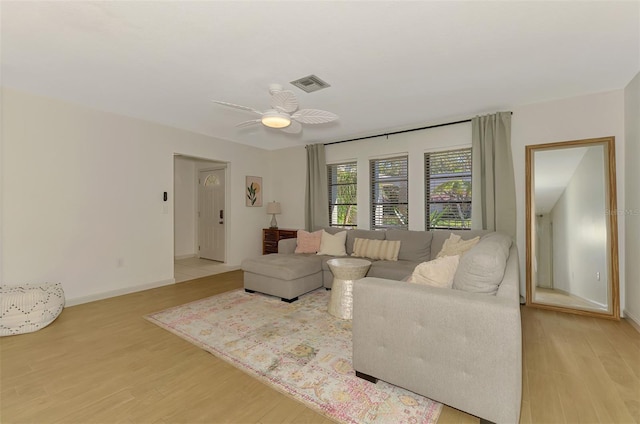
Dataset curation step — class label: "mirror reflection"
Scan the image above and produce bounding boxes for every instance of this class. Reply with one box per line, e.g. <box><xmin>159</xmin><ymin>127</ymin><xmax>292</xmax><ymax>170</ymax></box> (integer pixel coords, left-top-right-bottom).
<box><xmin>526</xmin><ymin>137</ymin><xmax>619</xmax><ymax>319</ymax></box>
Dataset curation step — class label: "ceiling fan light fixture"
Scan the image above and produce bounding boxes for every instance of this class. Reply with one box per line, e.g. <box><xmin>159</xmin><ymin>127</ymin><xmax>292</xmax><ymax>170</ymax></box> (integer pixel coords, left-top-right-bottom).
<box><xmin>261</xmin><ymin>110</ymin><xmax>291</xmax><ymax>128</ymax></box>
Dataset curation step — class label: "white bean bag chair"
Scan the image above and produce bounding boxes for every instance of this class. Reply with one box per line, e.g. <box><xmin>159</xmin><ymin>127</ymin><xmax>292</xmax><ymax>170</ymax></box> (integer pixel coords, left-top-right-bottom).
<box><xmin>0</xmin><ymin>283</ymin><xmax>65</xmax><ymax>336</ymax></box>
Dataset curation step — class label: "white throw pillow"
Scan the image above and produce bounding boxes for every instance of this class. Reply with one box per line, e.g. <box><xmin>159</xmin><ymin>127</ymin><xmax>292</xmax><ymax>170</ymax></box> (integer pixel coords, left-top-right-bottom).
<box><xmin>316</xmin><ymin>230</ymin><xmax>347</xmax><ymax>256</ymax></box>
<box><xmin>408</xmin><ymin>255</ymin><xmax>460</xmax><ymax>288</ymax></box>
<box><xmin>436</xmin><ymin>233</ymin><xmax>480</xmax><ymax>258</ymax></box>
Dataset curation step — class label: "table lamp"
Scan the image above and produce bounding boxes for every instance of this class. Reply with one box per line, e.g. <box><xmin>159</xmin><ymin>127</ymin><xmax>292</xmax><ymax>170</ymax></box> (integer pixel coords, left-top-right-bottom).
<box><xmin>266</xmin><ymin>201</ymin><xmax>281</xmax><ymax>229</ymax></box>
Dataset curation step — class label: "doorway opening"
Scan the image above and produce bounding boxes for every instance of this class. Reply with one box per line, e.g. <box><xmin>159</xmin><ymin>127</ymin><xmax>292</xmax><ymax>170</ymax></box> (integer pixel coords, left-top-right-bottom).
<box><xmin>173</xmin><ymin>154</ymin><xmax>236</xmax><ymax>282</ymax></box>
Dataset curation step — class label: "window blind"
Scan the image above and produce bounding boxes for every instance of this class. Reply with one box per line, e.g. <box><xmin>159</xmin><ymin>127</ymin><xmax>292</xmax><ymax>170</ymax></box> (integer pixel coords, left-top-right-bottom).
<box><xmin>370</xmin><ymin>156</ymin><xmax>408</xmax><ymax>230</ymax></box>
<box><xmin>425</xmin><ymin>148</ymin><xmax>472</xmax><ymax>230</ymax></box>
<box><xmin>327</xmin><ymin>162</ymin><xmax>357</xmax><ymax>228</ymax></box>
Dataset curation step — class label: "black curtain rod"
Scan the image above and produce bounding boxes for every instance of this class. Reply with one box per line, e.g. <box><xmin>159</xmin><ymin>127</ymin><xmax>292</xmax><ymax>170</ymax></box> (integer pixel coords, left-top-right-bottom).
<box><xmin>324</xmin><ymin>112</ymin><xmax>512</xmax><ymax>146</ymax></box>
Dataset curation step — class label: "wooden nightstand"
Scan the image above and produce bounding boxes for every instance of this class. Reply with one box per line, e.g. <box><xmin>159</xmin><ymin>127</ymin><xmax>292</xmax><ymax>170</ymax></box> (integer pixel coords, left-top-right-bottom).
<box><xmin>263</xmin><ymin>228</ymin><xmax>298</xmax><ymax>255</ymax></box>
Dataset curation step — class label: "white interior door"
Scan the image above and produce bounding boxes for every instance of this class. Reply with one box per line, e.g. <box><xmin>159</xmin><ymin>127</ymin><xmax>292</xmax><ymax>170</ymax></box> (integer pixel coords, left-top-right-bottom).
<box><xmin>198</xmin><ymin>169</ymin><xmax>225</xmax><ymax>261</ymax></box>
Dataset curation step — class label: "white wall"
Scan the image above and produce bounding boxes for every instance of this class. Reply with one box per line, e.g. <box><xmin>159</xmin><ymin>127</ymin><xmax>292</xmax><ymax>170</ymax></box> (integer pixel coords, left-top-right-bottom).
<box><xmin>511</xmin><ymin>89</ymin><xmax>626</xmax><ymax>305</ymax></box>
<box><xmin>174</xmin><ymin>156</ymin><xmax>196</xmax><ymax>258</ymax></box>
<box><xmin>549</xmin><ymin>146</ymin><xmax>608</xmax><ymax>306</ymax></box>
<box><xmin>269</xmin><ymin>146</ymin><xmax>307</xmax><ymax>230</ymax></box>
<box><xmin>1</xmin><ymin>88</ymin><xmax>272</xmax><ymax>304</ymax></box>
<box><xmin>624</xmin><ymin>71</ymin><xmax>640</xmax><ymax>326</ymax></box>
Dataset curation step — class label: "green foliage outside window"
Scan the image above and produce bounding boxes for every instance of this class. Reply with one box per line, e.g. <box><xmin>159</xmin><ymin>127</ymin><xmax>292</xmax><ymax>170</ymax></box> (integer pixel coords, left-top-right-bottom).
<box><xmin>328</xmin><ymin>163</ymin><xmax>357</xmax><ymax>228</ymax></box>
<box><xmin>371</xmin><ymin>157</ymin><xmax>408</xmax><ymax>230</ymax></box>
<box><xmin>426</xmin><ymin>149</ymin><xmax>472</xmax><ymax>230</ymax></box>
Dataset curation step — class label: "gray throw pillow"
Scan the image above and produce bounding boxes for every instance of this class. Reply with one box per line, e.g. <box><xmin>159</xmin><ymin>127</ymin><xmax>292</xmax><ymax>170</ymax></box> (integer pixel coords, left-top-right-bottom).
<box><xmin>452</xmin><ymin>232</ymin><xmax>512</xmax><ymax>295</ymax></box>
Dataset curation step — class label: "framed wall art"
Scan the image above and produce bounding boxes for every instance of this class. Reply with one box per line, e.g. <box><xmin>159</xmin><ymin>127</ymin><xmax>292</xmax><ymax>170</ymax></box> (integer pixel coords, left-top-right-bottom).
<box><xmin>246</xmin><ymin>176</ymin><xmax>262</xmax><ymax>207</ymax></box>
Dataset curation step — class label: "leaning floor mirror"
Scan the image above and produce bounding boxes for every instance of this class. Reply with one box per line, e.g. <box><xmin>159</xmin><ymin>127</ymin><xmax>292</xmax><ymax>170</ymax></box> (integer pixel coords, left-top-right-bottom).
<box><xmin>525</xmin><ymin>136</ymin><xmax>619</xmax><ymax>319</ymax></box>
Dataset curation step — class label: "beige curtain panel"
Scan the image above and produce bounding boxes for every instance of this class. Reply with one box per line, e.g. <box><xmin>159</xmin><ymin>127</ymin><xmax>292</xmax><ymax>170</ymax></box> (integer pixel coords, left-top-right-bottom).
<box><xmin>471</xmin><ymin>112</ymin><xmax>516</xmax><ymax>239</ymax></box>
<box><xmin>305</xmin><ymin>143</ymin><xmax>329</xmax><ymax>231</ymax></box>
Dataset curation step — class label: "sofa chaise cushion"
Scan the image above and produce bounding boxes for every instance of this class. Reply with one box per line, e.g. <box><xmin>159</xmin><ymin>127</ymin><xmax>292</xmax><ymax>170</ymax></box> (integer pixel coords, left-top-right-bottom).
<box><xmin>242</xmin><ymin>254</ymin><xmax>321</xmax><ymax>280</ymax></box>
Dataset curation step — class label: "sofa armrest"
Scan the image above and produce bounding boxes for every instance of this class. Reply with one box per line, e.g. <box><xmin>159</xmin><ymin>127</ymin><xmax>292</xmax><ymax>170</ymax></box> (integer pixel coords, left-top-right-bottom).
<box><xmin>278</xmin><ymin>238</ymin><xmax>297</xmax><ymax>254</ymax></box>
<box><xmin>352</xmin><ymin>278</ymin><xmax>522</xmax><ymax>424</ymax></box>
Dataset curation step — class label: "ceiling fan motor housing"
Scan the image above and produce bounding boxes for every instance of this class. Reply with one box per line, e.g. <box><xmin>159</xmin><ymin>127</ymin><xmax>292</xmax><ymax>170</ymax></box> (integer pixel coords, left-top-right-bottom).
<box><xmin>268</xmin><ymin>84</ymin><xmax>284</xmax><ymax>95</ymax></box>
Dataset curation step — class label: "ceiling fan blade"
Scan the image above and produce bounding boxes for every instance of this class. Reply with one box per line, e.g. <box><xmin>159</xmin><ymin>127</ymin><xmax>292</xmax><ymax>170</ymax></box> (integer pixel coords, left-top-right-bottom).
<box><xmin>292</xmin><ymin>109</ymin><xmax>338</xmax><ymax>124</ymax></box>
<box><xmin>271</xmin><ymin>90</ymin><xmax>298</xmax><ymax>113</ymax></box>
<box><xmin>212</xmin><ymin>100</ymin><xmax>263</xmax><ymax>116</ymax></box>
<box><xmin>236</xmin><ymin>119</ymin><xmax>261</xmax><ymax>128</ymax></box>
<box><xmin>280</xmin><ymin>120</ymin><xmax>302</xmax><ymax>134</ymax></box>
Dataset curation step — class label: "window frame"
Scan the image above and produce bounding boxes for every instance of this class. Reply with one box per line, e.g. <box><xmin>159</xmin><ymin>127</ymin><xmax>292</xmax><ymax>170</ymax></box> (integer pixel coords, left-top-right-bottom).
<box><xmin>370</xmin><ymin>155</ymin><xmax>409</xmax><ymax>230</ymax></box>
<box><xmin>327</xmin><ymin>161</ymin><xmax>358</xmax><ymax>229</ymax></box>
<box><xmin>424</xmin><ymin>147</ymin><xmax>472</xmax><ymax>230</ymax></box>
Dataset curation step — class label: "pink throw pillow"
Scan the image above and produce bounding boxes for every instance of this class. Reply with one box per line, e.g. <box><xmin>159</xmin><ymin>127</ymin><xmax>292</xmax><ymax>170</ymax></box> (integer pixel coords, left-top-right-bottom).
<box><xmin>295</xmin><ymin>230</ymin><xmax>322</xmax><ymax>254</ymax></box>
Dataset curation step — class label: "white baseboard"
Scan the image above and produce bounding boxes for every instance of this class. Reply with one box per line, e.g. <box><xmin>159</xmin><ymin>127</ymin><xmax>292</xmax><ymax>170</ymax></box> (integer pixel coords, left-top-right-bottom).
<box><xmin>174</xmin><ymin>254</ymin><xmax>196</xmax><ymax>260</ymax></box>
<box><xmin>65</xmin><ymin>278</ymin><xmax>176</xmax><ymax>307</ymax></box>
<box><xmin>623</xmin><ymin>309</ymin><xmax>640</xmax><ymax>334</ymax></box>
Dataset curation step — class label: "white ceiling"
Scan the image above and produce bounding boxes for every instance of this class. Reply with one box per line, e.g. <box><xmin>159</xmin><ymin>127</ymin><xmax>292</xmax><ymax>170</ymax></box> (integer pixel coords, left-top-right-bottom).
<box><xmin>2</xmin><ymin>1</ymin><xmax>639</xmax><ymax>150</ymax></box>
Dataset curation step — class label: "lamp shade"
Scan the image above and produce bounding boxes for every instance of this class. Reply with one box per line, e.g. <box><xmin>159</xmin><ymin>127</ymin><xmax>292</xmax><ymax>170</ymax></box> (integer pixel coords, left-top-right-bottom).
<box><xmin>266</xmin><ymin>201</ymin><xmax>281</xmax><ymax>215</ymax></box>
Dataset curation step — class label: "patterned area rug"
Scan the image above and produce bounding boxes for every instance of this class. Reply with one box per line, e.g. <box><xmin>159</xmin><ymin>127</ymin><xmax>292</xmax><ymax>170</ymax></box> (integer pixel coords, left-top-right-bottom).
<box><xmin>146</xmin><ymin>289</ymin><xmax>441</xmax><ymax>424</ymax></box>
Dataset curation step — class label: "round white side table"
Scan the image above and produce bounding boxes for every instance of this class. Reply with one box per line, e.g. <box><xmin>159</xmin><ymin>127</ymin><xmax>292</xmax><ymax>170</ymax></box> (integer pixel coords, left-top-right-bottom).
<box><xmin>327</xmin><ymin>258</ymin><xmax>372</xmax><ymax>320</ymax></box>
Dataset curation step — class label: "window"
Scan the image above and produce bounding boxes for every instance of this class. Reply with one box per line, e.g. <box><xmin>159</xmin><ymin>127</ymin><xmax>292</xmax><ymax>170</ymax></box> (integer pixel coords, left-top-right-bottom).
<box><xmin>328</xmin><ymin>162</ymin><xmax>357</xmax><ymax>228</ymax></box>
<box><xmin>425</xmin><ymin>148</ymin><xmax>472</xmax><ymax>230</ymax></box>
<box><xmin>370</xmin><ymin>156</ymin><xmax>408</xmax><ymax>230</ymax></box>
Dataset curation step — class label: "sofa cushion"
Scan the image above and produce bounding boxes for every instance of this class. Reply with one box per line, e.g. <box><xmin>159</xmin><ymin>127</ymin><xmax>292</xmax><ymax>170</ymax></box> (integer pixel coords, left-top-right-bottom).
<box><xmin>408</xmin><ymin>255</ymin><xmax>460</xmax><ymax>288</ymax></box>
<box><xmin>385</xmin><ymin>229</ymin><xmax>433</xmax><ymax>262</ymax></box>
<box><xmin>241</xmin><ymin>254</ymin><xmax>322</xmax><ymax>280</ymax></box>
<box><xmin>436</xmin><ymin>233</ymin><xmax>480</xmax><ymax>258</ymax></box>
<box><xmin>453</xmin><ymin>232</ymin><xmax>512</xmax><ymax>295</ymax></box>
<box><xmin>295</xmin><ymin>230</ymin><xmax>322</xmax><ymax>254</ymax></box>
<box><xmin>317</xmin><ymin>230</ymin><xmax>347</xmax><ymax>256</ymax></box>
<box><xmin>352</xmin><ymin>238</ymin><xmax>401</xmax><ymax>261</ymax></box>
<box><xmin>321</xmin><ymin>227</ymin><xmax>385</xmax><ymax>255</ymax></box>
<box><xmin>368</xmin><ymin>260</ymin><xmax>418</xmax><ymax>281</ymax></box>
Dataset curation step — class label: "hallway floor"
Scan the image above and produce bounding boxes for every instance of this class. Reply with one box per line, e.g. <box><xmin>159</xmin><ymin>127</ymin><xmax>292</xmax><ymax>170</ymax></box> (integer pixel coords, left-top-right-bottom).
<box><xmin>174</xmin><ymin>257</ymin><xmax>240</xmax><ymax>283</ymax></box>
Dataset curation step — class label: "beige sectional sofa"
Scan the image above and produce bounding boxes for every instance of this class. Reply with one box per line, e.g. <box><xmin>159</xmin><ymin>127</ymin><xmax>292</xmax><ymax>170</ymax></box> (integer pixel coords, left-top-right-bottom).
<box><xmin>245</xmin><ymin>228</ymin><xmax>491</xmax><ymax>294</ymax></box>
<box><xmin>241</xmin><ymin>228</ymin><xmax>522</xmax><ymax>423</ymax></box>
<box><xmin>352</xmin><ymin>232</ymin><xmax>521</xmax><ymax>424</ymax></box>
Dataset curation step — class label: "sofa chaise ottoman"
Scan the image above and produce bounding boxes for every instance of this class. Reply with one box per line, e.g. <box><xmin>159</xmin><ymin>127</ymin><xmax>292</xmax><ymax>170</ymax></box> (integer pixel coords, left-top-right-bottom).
<box><xmin>241</xmin><ymin>254</ymin><xmax>323</xmax><ymax>302</ymax></box>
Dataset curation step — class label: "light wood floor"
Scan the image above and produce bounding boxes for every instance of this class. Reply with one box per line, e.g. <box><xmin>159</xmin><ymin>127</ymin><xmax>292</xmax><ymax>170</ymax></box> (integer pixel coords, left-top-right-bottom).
<box><xmin>1</xmin><ymin>271</ymin><xmax>639</xmax><ymax>424</ymax></box>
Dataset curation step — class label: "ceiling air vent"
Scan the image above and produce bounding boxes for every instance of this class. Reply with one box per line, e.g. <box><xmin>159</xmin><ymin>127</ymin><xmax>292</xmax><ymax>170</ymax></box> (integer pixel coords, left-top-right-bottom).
<box><xmin>290</xmin><ymin>75</ymin><xmax>331</xmax><ymax>93</ymax></box>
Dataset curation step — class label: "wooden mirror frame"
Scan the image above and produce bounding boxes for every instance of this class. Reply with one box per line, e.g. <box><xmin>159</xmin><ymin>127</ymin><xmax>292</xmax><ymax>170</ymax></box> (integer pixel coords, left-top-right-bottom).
<box><xmin>525</xmin><ymin>136</ymin><xmax>620</xmax><ymax>320</ymax></box>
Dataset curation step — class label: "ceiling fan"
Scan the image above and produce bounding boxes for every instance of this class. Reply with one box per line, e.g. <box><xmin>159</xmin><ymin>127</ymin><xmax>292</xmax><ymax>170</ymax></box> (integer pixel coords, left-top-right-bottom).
<box><xmin>212</xmin><ymin>84</ymin><xmax>338</xmax><ymax>134</ymax></box>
